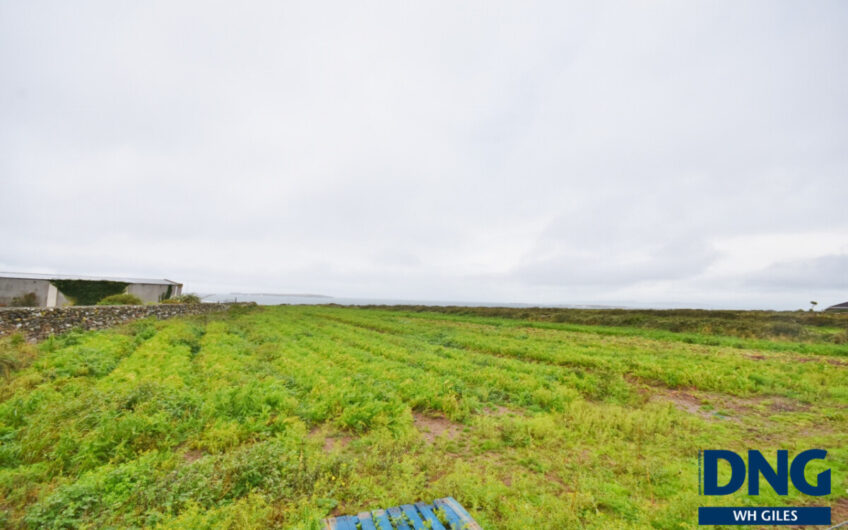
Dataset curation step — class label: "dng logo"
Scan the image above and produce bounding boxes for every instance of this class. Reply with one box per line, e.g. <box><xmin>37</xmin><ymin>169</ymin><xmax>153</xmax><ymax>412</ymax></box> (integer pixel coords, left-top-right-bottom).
<box><xmin>701</xmin><ymin>449</ymin><xmax>831</xmax><ymax>496</ymax></box>
<box><xmin>697</xmin><ymin>450</ymin><xmax>833</xmax><ymax>526</ymax></box>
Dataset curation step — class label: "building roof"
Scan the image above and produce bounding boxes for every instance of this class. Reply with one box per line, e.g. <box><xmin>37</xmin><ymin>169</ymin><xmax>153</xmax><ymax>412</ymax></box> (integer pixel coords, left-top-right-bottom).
<box><xmin>0</xmin><ymin>271</ymin><xmax>181</xmax><ymax>286</ymax></box>
<box><xmin>826</xmin><ymin>301</ymin><xmax>848</xmax><ymax>311</ymax></box>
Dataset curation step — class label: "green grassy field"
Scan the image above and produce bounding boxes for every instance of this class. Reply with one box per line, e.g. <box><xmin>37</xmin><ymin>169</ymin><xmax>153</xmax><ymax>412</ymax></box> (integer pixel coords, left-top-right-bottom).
<box><xmin>0</xmin><ymin>305</ymin><xmax>846</xmax><ymax>528</ymax></box>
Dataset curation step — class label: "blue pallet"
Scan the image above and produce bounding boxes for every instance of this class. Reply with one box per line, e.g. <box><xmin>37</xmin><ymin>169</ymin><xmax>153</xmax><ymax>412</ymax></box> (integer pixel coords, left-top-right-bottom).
<box><xmin>323</xmin><ymin>497</ymin><xmax>482</xmax><ymax>530</ymax></box>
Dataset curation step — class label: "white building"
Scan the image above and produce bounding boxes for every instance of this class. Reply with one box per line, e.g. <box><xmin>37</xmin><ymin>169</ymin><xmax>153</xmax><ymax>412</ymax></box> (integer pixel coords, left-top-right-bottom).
<box><xmin>0</xmin><ymin>272</ymin><xmax>182</xmax><ymax>307</ymax></box>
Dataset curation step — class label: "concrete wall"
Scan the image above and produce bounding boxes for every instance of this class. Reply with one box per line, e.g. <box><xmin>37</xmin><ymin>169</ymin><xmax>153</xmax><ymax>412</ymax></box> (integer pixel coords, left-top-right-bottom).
<box><xmin>56</xmin><ymin>289</ymin><xmax>70</xmax><ymax>307</ymax></box>
<box><xmin>0</xmin><ymin>278</ymin><xmax>50</xmax><ymax>307</ymax></box>
<box><xmin>127</xmin><ymin>283</ymin><xmax>178</xmax><ymax>303</ymax></box>
<box><xmin>0</xmin><ymin>303</ymin><xmax>254</xmax><ymax>341</ymax></box>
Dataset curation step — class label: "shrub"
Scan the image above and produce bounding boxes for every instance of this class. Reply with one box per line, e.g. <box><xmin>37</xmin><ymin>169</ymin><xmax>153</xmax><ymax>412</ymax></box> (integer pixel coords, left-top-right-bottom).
<box><xmin>10</xmin><ymin>292</ymin><xmax>38</xmax><ymax>307</ymax></box>
<box><xmin>97</xmin><ymin>294</ymin><xmax>143</xmax><ymax>306</ymax></box>
<box><xmin>161</xmin><ymin>294</ymin><xmax>201</xmax><ymax>305</ymax></box>
<box><xmin>767</xmin><ymin>321</ymin><xmax>806</xmax><ymax>339</ymax></box>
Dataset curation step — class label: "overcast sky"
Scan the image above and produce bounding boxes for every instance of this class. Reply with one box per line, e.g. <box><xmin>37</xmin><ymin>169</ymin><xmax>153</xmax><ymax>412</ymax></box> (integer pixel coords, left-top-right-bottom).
<box><xmin>2</xmin><ymin>2</ymin><xmax>847</xmax><ymax>309</ymax></box>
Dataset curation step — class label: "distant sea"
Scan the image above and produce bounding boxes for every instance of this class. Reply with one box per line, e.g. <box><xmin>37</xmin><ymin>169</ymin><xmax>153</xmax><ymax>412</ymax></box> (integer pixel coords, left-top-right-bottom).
<box><xmin>200</xmin><ymin>293</ymin><xmax>614</xmax><ymax>309</ymax></box>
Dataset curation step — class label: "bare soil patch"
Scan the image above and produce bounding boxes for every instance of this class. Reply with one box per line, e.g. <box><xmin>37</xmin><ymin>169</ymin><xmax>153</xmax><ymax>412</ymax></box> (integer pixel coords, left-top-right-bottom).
<box><xmin>832</xmin><ymin>497</ymin><xmax>848</xmax><ymax>527</ymax></box>
<box><xmin>649</xmin><ymin>387</ymin><xmax>809</xmax><ymax>422</ymax></box>
<box><xmin>766</xmin><ymin>397</ymin><xmax>806</xmax><ymax>413</ymax></box>
<box><xmin>414</xmin><ymin>412</ymin><xmax>462</xmax><ymax>443</ymax></box>
<box><xmin>783</xmin><ymin>497</ymin><xmax>848</xmax><ymax>530</ymax></box>
<box><xmin>322</xmin><ymin>435</ymin><xmax>353</xmax><ymax>453</ymax></box>
<box><xmin>794</xmin><ymin>355</ymin><xmax>848</xmax><ymax>367</ymax></box>
<box><xmin>481</xmin><ymin>404</ymin><xmax>524</xmax><ymax>417</ymax></box>
<box><xmin>650</xmin><ymin>390</ymin><xmax>722</xmax><ymax>421</ymax></box>
<box><xmin>309</xmin><ymin>426</ymin><xmax>354</xmax><ymax>453</ymax></box>
<box><xmin>183</xmin><ymin>449</ymin><xmax>204</xmax><ymax>463</ymax></box>
<box><xmin>486</xmin><ymin>405</ymin><xmax>511</xmax><ymax>416</ymax></box>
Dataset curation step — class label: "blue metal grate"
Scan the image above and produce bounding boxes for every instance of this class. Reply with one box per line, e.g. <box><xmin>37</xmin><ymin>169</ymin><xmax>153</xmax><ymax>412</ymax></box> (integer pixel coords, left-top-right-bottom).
<box><xmin>323</xmin><ymin>497</ymin><xmax>482</xmax><ymax>530</ymax></box>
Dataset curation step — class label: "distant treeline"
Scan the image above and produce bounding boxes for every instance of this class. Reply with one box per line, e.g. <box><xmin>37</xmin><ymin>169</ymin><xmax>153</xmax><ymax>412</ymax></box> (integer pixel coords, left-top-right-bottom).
<box><xmin>338</xmin><ymin>305</ymin><xmax>848</xmax><ymax>344</ymax></box>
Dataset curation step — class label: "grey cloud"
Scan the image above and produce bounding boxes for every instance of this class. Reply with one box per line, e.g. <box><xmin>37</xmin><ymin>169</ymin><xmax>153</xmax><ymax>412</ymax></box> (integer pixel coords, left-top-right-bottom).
<box><xmin>509</xmin><ymin>237</ymin><xmax>718</xmax><ymax>287</ymax></box>
<box><xmin>1</xmin><ymin>1</ymin><xmax>847</xmax><ymax>309</ymax></box>
<box><xmin>748</xmin><ymin>254</ymin><xmax>848</xmax><ymax>290</ymax></box>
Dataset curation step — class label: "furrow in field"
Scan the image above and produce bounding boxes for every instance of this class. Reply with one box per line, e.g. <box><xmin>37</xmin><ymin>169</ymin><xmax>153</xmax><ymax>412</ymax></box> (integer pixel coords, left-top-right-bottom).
<box><xmin>314</xmin><ymin>309</ymin><xmax>619</xmax><ymax>369</ymax></box>
<box><xmin>98</xmin><ymin>321</ymin><xmax>200</xmax><ymax>391</ymax></box>
<box><xmin>276</xmin><ymin>321</ymin><xmax>487</xmax><ymax>419</ymax></box>
<box><xmin>222</xmin><ymin>313</ymin><xmax>429</xmax><ymax>429</ymax></box>
<box><xmin>183</xmin><ymin>313</ymin><xmax>374</xmax><ymax>428</ymax></box>
<box><xmin>289</xmin><ymin>311</ymin><xmax>609</xmax><ymax>410</ymax></box>
<box><xmin>308</xmin><ymin>308</ymin><xmax>846</xmax><ymax>402</ymax></box>
<box><xmin>244</xmin><ymin>311</ymin><xmax>543</xmax><ymax>420</ymax></box>
<box><xmin>375</xmin><ymin>309</ymin><xmax>848</xmax><ymax>357</ymax></box>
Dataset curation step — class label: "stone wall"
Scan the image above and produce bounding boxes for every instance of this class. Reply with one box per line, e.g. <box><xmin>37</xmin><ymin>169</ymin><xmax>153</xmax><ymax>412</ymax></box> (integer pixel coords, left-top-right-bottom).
<box><xmin>0</xmin><ymin>303</ymin><xmax>254</xmax><ymax>341</ymax></box>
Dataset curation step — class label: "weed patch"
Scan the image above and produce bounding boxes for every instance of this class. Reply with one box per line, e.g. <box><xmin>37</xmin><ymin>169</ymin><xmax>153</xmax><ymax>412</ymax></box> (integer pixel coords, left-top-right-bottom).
<box><xmin>0</xmin><ymin>306</ymin><xmax>844</xmax><ymax>528</ymax></box>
